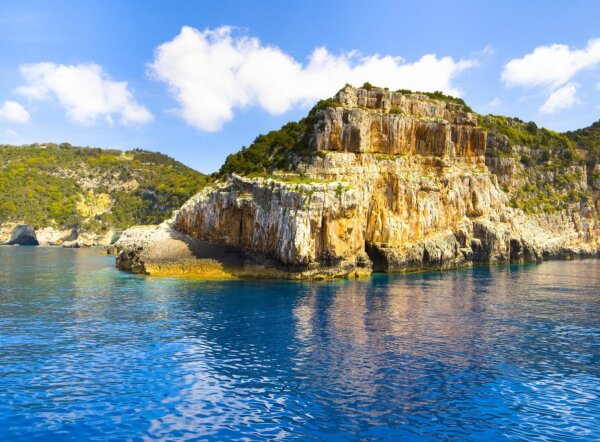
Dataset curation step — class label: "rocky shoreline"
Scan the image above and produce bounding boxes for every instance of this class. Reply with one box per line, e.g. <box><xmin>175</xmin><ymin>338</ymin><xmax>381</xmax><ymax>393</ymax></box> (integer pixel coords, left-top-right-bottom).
<box><xmin>114</xmin><ymin>220</ymin><xmax>598</xmax><ymax>281</ymax></box>
<box><xmin>0</xmin><ymin>222</ymin><xmax>121</xmax><ymax>248</ymax></box>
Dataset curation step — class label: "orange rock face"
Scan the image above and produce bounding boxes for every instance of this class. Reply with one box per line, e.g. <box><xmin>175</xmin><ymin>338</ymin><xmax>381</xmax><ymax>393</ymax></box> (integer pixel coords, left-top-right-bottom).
<box><xmin>313</xmin><ymin>108</ymin><xmax>485</xmax><ymax>158</ymax></box>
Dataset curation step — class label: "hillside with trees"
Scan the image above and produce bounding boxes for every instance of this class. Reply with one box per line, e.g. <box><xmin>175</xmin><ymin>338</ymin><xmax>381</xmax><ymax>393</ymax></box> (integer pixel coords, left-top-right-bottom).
<box><xmin>0</xmin><ymin>143</ymin><xmax>206</xmax><ymax>233</ymax></box>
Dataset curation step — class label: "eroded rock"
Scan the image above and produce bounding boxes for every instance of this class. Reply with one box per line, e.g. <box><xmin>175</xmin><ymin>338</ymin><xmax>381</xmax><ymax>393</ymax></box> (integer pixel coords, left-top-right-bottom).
<box><xmin>8</xmin><ymin>225</ymin><xmax>39</xmax><ymax>246</ymax></box>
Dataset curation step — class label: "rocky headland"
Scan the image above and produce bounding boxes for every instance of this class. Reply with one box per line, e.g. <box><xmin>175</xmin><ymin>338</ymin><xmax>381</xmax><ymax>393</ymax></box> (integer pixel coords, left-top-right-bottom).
<box><xmin>116</xmin><ymin>85</ymin><xmax>600</xmax><ymax>279</ymax></box>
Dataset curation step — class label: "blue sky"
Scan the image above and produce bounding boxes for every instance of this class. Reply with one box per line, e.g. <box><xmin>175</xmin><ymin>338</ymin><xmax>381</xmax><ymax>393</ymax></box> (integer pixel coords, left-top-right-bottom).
<box><xmin>1</xmin><ymin>0</ymin><xmax>599</xmax><ymax>173</ymax></box>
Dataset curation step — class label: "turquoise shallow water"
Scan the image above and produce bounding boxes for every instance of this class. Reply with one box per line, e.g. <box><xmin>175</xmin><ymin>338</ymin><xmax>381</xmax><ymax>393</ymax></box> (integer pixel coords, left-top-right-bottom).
<box><xmin>0</xmin><ymin>247</ymin><xmax>599</xmax><ymax>441</ymax></box>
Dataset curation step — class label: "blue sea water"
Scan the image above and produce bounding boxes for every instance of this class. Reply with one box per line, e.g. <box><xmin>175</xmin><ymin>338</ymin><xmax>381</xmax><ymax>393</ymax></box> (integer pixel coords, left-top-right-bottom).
<box><xmin>0</xmin><ymin>247</ymin><xmax>598</xmax><ymax>441</ymax></box>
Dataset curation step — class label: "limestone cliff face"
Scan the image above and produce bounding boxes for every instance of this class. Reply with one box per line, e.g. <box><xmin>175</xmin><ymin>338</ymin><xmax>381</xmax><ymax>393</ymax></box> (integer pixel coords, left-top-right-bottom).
<box><xmin>118</xmin><ymin>86</ymin><xmax>599</xmax><ymax>278</ymax></box>
<box><xmin>174</xmin><ymin>174</ymin><xmax>370</xmax><ymax>276</ymax></box>
<box><xmin>314</xmin><ymin>90</ymin><xmax>485</xmax><ymax>158</ymax></box>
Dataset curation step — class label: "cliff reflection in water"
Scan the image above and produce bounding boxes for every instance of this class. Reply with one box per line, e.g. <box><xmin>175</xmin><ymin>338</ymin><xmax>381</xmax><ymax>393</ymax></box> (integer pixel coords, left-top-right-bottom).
<box><xmin>292</xmin><ymin>271</ymin><xmax>501</xmax><ymax>420</ymax></box>
<box><xmin>289</xmin><ymin>263</ymin><xmax>599</xmax><ymax>438</ymax></box>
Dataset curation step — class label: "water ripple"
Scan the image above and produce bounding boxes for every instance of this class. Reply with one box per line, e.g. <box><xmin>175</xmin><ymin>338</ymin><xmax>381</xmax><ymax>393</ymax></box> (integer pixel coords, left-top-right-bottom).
<box><xmin>0</xmin><ymin>248</ymin><xmax>599</xmax><ymax>440</ymax></box>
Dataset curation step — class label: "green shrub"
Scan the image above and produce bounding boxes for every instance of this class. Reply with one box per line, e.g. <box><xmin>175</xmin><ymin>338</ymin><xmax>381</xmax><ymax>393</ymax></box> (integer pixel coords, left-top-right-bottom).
<box><xmin>539</xmin><ymin>150</ymin><xmax>551</xmax><ymax>163</ymax></box>
<box><xmin>362</xmin><ymin>82</ymin><xmax>374</xmax><ymax>91</ymax></box>
<box><xmin>525</xmin><ymin>121</ymin><xmax>538</xmax><ymax>133</ymax></box>
<box><xmin>314</xmin><ymin>98</ymin><xmax>342</xmax><ymax>110</ymax></box>
<box><xmin>219</xmin><ymin>98</ymin><xmax>345</xmax><ymax>177</ymax></box>
<box><xmin>479</xmin><ymin>115</ymin><xmax>574</xmax><ymax>151</ymax></box>
<box><xmin>520</xmin><ymin>155</ymin><xmax>532</xmax><ymax>167</ymax></box>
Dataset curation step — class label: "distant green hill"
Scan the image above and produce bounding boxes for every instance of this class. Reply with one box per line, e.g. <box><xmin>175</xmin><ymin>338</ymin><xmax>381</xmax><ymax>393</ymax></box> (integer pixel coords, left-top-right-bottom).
<box><xmin>0</xmin><ymin>143</ymin><xmax>206</xmax><ymax>232</ymax></box>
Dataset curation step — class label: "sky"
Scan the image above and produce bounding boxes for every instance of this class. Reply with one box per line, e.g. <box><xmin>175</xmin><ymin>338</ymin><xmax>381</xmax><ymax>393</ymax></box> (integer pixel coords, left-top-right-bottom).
<box><xmin>1</xmin><ymin>1</ymin><xmax>600</xmax><ymax>173</ymax></box>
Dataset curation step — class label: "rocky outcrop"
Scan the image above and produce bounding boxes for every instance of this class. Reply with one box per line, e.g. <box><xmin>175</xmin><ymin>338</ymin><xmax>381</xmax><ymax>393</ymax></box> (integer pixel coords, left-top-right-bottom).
<box><xmin>36</xmin><ymin>227</ymin><xmax>78</xmax><ymax>246</ymax></box>
<box><xmin>0</xmin><ymin>223</ymin><xmax>122</xmax><ymax>247</ymax></box>
<box><xmin>0</xmin><ymin>224</ymin><xmax>15</xmax><ymax>245</ymax></box>
<box><xmin>114</xmin><ymin>222</ymin><xmax>367</xmax><ymax>279</ymax></box>
<box><xmin>115</xmin><ymin>224</ymin><xmax>247</xmax><ymax>277</ymax></box>
<box><xmin>175</xmin><ymin>176</ymin><xmax>367</xmax><ymax>267</ymax></box>
<box><xmin>313</xmin><ymin>95</ymin><xmax>485</xmax><ymax>158</ymax></box>
<box><xmin>116</xmin><ymin>86</ymin><xmax>599</xmax><ymax>279</ymax></box>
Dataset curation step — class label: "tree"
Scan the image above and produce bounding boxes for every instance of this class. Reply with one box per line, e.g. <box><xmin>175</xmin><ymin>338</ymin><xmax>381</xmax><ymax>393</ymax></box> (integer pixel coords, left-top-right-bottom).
<box><xmin>0</xmin><ymin>201</ymin><xmax>17</xmax><ymax>220</ymax></box>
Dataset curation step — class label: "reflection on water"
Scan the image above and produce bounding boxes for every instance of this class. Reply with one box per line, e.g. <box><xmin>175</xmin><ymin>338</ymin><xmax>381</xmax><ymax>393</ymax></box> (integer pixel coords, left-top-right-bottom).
<box><xmin>0</xmin><ymin>248</ymin><xmax>598</xmax><ymax>440</ymax></box>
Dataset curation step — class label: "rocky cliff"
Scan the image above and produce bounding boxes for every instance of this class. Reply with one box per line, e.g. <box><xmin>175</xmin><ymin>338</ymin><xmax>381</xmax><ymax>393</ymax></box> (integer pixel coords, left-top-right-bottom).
<box><xmin>116</xmin><ymin>85</ymin><xmax>599</xmax><ymax>279</ymax></box>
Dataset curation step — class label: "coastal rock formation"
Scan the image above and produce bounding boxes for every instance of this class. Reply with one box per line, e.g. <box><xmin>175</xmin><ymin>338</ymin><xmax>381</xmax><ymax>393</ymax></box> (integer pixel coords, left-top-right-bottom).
<box><xmin>0</xmin><ymin>223</ymin><xmax>122</xmax><ymax>247</ymax></box>
<box><xmin>36</xmin><ymin>227</ymin><xmax>78</xmax><ymax>246</ymax></box>
<box><xmin>8</xmin><ymin>225</ymin><xmax>39</xmax><ymax>246</ymax></box>
<box><xmin>314</xmin><ymin>89</ymin><xmax>484</xmax><ymax>158</ymax></box>
<box><xmin>117</xmin><ymin>86</ymin><xmax>599</xmax><ymax>279</ymax></box>
<box><xmin>115</xmin><ymin>220</ymin><xmax>370</xmax><ymax>279</ymax></box>
<box><xmin>65</xmin><ymin>229</ymin><xmax>122</xmax><ymax>248</ymax></box>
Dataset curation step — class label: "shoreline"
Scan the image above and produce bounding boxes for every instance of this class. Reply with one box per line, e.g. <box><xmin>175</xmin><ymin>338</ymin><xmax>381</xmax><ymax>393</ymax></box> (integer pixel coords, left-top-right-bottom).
<box><xmin>2</xmin><ymin>244</ymin><xmax>598</xmax><ymax>282</ymax></box>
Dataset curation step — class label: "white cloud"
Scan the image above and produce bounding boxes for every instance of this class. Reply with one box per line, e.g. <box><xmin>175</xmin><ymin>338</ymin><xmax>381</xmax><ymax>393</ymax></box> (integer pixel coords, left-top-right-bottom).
<box><xmin>0</xmin><ymin>100</ymin><xmax>30</xmax><ymax>124</ymax></box>
<box><xmin>540</xmin><ymin>83</ymin><xmax>579</xmax><ymax>114</ymax></box>
<box><xmin>502</xmin><ymin>39</ymin><xmax>600</xmax><ymax>113</ymax></box>
<box><xmin>488</xmin><ymin>97</ymin><xmax>501</xmax><ymax>108</ymax></box>
<box><xmin>481</xmin><ymin>44</ymin><xmax>496</xmax><ymax>56</ymax></box>
<box><xmin>149</xmin><ymin>26</ymin><xmax>476</xmax><ymax>131</ymax></box>
<box><xmin>502</xmin><ymin>39</ymin><xmax>600</xmax><ymax>88</ymax></box>
<box><xmin>17</xmin><ymin>62</ymin><xmax>152</xmax><ymax>125</ymax></box>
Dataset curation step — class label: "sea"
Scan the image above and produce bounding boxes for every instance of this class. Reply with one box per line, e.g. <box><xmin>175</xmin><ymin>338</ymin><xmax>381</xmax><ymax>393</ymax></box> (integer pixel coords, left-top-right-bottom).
<box><xmin>0</xmin><ymin>247</ymin><xmax>598</xmax><ymax>440</ymax></box>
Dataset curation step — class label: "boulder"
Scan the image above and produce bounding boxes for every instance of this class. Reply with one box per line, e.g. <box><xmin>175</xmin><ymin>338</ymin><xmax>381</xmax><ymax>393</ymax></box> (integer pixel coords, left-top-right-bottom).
<box><xmin>62</xmin><ymin>240</ymin><xmax>90</xmax><ymax>248</ymax></box>
<box><xmin>36</xmin><ymin>227</ymin><xmax>78</xmax><ymax>246</ymax></box>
